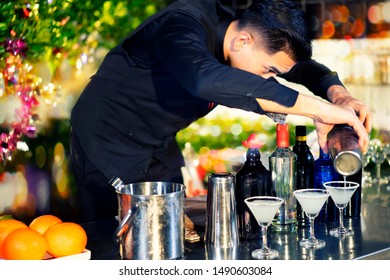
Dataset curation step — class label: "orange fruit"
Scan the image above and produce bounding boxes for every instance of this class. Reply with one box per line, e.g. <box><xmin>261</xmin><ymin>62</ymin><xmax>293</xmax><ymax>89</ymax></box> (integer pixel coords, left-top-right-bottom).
<box><xmin>44</xmin><ymin>222</ymin><xmax>87</xmax><ymax>258</ymax></box>
<box><xmin>29</xmin><ymin>214</ymin><xmax>62</xmax><ymax>235</ymax></box>
<box><xmin>0</xmin><ymin>219</ymin><xmax>28</xmax><ymax>259</ymax></box>
<box><xmin>2</xmin><ymin>227</ymin><xmax>47</xmax><ymax>260</ymax></box>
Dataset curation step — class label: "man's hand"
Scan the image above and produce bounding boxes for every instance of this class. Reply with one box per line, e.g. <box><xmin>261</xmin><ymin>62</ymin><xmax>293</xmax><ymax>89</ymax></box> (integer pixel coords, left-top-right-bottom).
<box><xmin>313</xmin><ymin>102</ymin><xmax>369</xmax><ymax>154</ymax></box>
<box><xmin>327</xmin><ymin>85</ymin><xmax>372</xmax><ymax>133</ymax></box>
<box><xmin>256</xmin><ymin>92</ymin><xmax>370</xmax><ymax>153</ymax></box>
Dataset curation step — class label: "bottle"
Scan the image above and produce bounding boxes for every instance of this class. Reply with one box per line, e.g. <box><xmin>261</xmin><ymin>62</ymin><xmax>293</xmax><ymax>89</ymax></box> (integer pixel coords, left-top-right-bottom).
<box><xmin>292</xmin><ymin>125</ymin><xmax>315</xmax><ymax>227</ymax></box>
<box><xmin>314</xmin><ymin>148</ymin><xmax>340</xmax><ymax>221</ymax></box>
<box><xmin>344</xmin><ymin>168</ymin><xmax>363</xmax><ymax>217</ymax></box>
<box><xmin>269</xmin><ymin>123</ymin><xmax>297</xmax><ymax>232</ymax></box>
<box><xmin>236</xmin><ymin>134</ymin><xmax>272</xmax><ymax>241</ymax></box>
<box><xmin>327</xmin><ymin>124</ymin><xmax>363</xmax><ymax>217</ymax></box>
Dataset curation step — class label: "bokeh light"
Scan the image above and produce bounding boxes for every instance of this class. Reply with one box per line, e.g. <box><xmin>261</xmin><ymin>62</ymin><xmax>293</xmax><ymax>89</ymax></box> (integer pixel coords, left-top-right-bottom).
<box><xmin>308</xmin><ymin>15</ymin><xmax>320</xmax><ymax>33</ymax></box>
<box><xmin>52</xmin><ymin>142</ymin><xmax>70</xmax><ymax>199</ymax></box>
<box><xmin>308</xmin><ymin>3</ymin><xmax>390</xmax><ymax>39</ymax></box>
<box><xmin>330</xmin><ymin>6</ymin><xmax>342</xmax><ymax>23</ymax></box>
<box><xmin>353</xmin><ymin>18</ymin><xmax>365</xmax><ymax>38</ymax></box>
<box><xmin>368</xmin><ymin>4</ymin><xmax>382</xmax><ymax>24</ymax></box>
<box><xmin>210</xmin><ymin>125</ymin><xmax>221</xmax><ymax>137</ymax></box>
<box><xmin>35</xmin><ymin>145</ymin><xmax>47</xmax><ymax>168</ymax></box>
<box><xmin>383</xmin><ymin>2</ymin><xmax>390</xmax><ymax>22</ymax></box>
<box><xmin>231</xmin><ymin>123</ymin><xmax>243</xmax><ymax>136</ymax></box>
<box><xmin>322</xmin><ymin>20</ymin><xmax>336</xmax><ymax>38</ymax></box>
<box><xmin>338</xmin><ymin>6</ymin><xmax>350</xmax><ymax>23</ymax></box>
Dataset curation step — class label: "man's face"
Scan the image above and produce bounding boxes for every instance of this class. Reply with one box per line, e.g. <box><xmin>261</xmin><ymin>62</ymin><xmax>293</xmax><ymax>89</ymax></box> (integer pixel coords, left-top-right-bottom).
<box><xmin>229</xmin><ymin>44</ymin><xmax>296</xmax><ymax>78</ymax></box>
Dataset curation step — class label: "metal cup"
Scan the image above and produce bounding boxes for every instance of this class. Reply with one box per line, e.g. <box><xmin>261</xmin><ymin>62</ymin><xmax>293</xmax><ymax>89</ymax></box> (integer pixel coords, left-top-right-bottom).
<box><xmin>204</xmin><ymin>172</ymin><xmax>239</xmax><ymax>249</ymax></box>
<box><xmin>111</xmin><ymin>179</ymin><xmax>185</xmax><ymax>260</ymax></box>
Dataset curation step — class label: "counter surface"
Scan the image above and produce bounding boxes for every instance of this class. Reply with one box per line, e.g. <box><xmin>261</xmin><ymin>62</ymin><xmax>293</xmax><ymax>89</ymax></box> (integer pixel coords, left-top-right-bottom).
<box><xmin>82</xmin><ymin>177</ymin><xmax>390</xmax><ymax>260</ymax></box>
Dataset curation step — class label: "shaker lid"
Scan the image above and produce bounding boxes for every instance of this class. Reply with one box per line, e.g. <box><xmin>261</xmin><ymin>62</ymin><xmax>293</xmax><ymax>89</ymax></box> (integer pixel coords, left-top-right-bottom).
<box><xmin>242</xmin><ymin>133</ymin><xmax>263</xmax><ymax>148</ymax></box>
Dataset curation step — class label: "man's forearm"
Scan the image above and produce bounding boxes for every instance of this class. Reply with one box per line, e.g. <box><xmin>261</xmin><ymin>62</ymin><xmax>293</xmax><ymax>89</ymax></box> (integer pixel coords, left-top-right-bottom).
<box><xmin>326</xmin><ymin>85</ymin><xmax>350</xmax><ymax>103</ymax></box>
<box><xmin>256</xmin><ymin>93</ymin><xmax>326</xmax><ymax>121</ymax></box>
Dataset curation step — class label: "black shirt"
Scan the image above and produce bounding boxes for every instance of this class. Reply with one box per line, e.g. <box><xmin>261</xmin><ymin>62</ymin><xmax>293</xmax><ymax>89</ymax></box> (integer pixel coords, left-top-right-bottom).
<box><xmin>71</xmin><ymin>0</ymin><xmax>343</xmax><ymax>183</ymax></box>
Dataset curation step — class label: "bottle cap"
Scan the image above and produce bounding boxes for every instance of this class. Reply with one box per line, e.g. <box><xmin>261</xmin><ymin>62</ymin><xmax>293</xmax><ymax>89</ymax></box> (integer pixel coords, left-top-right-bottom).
<box><xmin>276</xmin><ymin>123</ymin><xmax>289</xmax><ymax>147</ymax></box>
<box><xmin>295</xmin><ymin>125</ymin><xmax>306</xmax><ymax>136</ymax></box>
<box><xmin>242</xmin><ymin>133</ymin><xmax>263</xmax><ymax>148</ymax></box>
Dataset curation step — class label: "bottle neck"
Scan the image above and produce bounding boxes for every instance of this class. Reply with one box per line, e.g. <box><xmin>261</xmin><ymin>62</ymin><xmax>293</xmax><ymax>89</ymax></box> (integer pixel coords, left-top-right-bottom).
<box><xmin>246</xmin><ymin>148</ymin><xmax>261</xmax><ymax>165</ymax></box>
<box><xmin>295</xmin><ymin>136</ymin><xmax>307</xmax><ymax>142</ymax></box>
<box><xmin>319</xmin><ymin>148</ymin><xmax>330</xmax><ymax>158</ymax></box>
<box><xmin>276</xmin><ymin>125</ymin><xmax>290</xmax><ymax>147</ymax></box>
<box><xmin>245</xmin><ymin>148</ymin><xmax>264</xmax><ymax>170</ymax></box>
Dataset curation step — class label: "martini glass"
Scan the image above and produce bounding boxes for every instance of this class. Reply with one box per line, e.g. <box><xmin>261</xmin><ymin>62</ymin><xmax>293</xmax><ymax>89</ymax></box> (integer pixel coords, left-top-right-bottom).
<box><xmin>371</xmin><ymin>143</ymin><xmax>388</xmax><ymax>185</ymax></box>
<box><xmin>384</xmin><ymin>144</ymin><xmax>390</xmax><ymax>182</ymax></box>
<box><xmin>362</xmin><ymin>152</ymin><xmax>372</xmax><ymax>187</ymax></box>
<box><xmin>293</xmin><ymin>189</ymin><xmax>330</xmax><ymax>249</ymax></box>
<box><xmin>324</xmin><ymin>181</ymin><xmax>360</xmax><ymax>236</ymax></box>
<box><xmin>244</xmin><ymin>196</ymin><xmax>283</xmax><ymax>259</ymax></box>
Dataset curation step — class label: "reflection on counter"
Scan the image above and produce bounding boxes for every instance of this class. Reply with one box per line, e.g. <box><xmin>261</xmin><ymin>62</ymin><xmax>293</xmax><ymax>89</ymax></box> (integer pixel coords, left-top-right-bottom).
<box><xmin>178</xmin><ymin>171</ymin><xmax>390</xmax><ymax>260</ymax></box>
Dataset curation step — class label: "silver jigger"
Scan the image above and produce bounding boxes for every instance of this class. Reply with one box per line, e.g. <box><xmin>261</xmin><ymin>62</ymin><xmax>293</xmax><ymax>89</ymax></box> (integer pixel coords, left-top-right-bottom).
<box><xmin>204</xmin><ymin>172</ymin><xmax>240</xmax><ymax>250</ymax></box>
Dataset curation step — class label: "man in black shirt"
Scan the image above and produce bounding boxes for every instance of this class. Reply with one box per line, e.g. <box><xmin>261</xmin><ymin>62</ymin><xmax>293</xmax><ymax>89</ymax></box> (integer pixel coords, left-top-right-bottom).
<box><xmin>70</xmin><ymin>0</ymin><xmax>371</xmax><ymax>222</ymax></box>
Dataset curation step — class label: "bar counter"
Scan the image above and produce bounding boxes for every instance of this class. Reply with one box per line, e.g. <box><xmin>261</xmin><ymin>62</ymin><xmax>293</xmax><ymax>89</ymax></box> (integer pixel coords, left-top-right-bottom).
<box><xmin>81</xmin><ymin>177</ymin><xmax>390</xmax><ymax>260</ymax></box>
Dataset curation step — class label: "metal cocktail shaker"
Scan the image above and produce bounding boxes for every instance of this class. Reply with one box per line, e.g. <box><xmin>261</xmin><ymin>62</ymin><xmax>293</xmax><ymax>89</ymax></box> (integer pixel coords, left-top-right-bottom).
<box><xmin>204</xmin><ymin>172</ymin><xmax>239</xmax><ymax>251</ymax></box>
<box><xmin>327</xmin><ymin>124</ymin><xmax>362</xmax><ymax>176</ymax></box>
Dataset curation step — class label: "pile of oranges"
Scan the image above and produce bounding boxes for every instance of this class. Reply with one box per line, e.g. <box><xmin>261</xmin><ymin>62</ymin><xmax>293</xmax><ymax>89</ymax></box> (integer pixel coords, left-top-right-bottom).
<box><xmin>0</xmin><ymin>214</ymin><xmax>87</xmax><ymax>260</ymax></box>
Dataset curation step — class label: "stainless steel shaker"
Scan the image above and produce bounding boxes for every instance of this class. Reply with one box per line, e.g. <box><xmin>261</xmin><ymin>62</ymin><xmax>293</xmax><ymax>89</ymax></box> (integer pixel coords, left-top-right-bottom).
<box><xmin>204</xmin><ymin>172</ymin><xmax>240</xmax><ymax>250</ymax></box>
<box><xmin>327</xmin><ymin>124</ymin><xmax>362</xmax><ymax>176</ymax></box>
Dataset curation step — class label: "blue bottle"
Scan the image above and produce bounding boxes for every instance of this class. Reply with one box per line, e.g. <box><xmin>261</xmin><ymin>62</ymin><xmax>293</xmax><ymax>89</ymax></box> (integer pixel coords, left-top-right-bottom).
<box><xmin>314</xmin><ymin>148</ymin><xmax>340</xmax><ymax>221</ymax></box>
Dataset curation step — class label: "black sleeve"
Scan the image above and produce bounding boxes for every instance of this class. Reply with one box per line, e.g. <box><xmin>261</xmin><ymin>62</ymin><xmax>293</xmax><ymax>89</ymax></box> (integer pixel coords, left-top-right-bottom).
<box><xmin>151</xmin><ymin>13</ymin><xmax>299</xmax><ymax>114</ymax></box>
<box><xmin>279</xmin><ymin>59</ymin><xmax>345</xmax><ymax>101</ymax></box>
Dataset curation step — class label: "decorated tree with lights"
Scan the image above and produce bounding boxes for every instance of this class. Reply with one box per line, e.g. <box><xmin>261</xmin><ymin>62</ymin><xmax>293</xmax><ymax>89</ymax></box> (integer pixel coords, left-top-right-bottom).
<box><xmin>0</xmin><ymin>0</ymin><xmax>169</xmax><ymax>168</ymax></box>
<box><xmin>0</xmin><ymin>0</ymin><xmax>171</xmax><ymax>220</ymax></box>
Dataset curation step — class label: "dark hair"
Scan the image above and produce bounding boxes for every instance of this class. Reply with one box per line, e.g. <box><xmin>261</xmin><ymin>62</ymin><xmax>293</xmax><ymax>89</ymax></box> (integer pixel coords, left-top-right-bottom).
<box><xmin>237</xmin><ymin>0</ymin><xmax>312</xmax><ymax>61</ymax></box>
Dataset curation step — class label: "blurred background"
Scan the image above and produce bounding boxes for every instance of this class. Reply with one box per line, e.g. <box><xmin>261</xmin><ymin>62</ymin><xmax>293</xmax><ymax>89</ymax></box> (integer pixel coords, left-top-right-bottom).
<box><xmin>0</xmin><ymin>0</ymin><xmax>389</xmax><ymax>223</ymax></box>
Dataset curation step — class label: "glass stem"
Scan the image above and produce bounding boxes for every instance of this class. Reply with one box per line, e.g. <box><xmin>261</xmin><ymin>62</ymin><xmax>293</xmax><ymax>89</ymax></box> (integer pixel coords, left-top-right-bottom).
<box><xmin>376</xmin><ymin>163</ymin><xmax>381</xmax><ymax>180</ymax></box>
<box><xmin>338</xmin><ymin>208</ymin><xmax>345</xmax><ymax>230</ymax></box>
<box><xmin>261</xmin><ymin>226</ymin><xmax>269</xmax><ymax>252</ymax></box>
<box><xmin>377</xmin><ymin>183</ymin><xmax>382</xmax><ymax>198</ymax></box>
<box><xmin>309</xmin><ymin>217</ymin><xmax>316</xmax><ymax>241</ymax></box>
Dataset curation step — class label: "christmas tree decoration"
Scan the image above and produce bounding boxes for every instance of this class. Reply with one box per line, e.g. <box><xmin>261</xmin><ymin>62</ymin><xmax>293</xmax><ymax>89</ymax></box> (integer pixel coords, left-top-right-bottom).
<box><xmin>0</xmin><ymin>0</ymin><xmax>169</xmax><ymax>165</ymax></box>
<box><xmin>0</xmin><ymin>44</ymin><xmax>40</xmax><ymax>163</ymax></box>
<box><xmin>0</xmin><ymin>0</ymin><xmax>171</xmax><ymax>220</ymax></box>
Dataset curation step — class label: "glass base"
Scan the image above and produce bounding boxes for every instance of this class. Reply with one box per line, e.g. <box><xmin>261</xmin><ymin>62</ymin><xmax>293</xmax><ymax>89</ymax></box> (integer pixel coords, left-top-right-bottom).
<box><xmin>299</xmin><ymin>238</ymin><xmax>326</xmax><ymax>249</ymax></box>
<box><xmin>372</xmin><ymin>197</ymin><xmax>384</xmax><ymax>204</ymax></box>
<box><xmin>271</xmin><ymin>222</ymin><xmax>297</xmax><ymax>233</ymax></box>
<box><xmin>330</xmin><ymin>227</ymin><xmax>354</xmax><ymax>237</ymax></box>
<box><xmin>251</xmin><ymin>248</ymin><xmax>279</xmax><ymax>260</ymax></box>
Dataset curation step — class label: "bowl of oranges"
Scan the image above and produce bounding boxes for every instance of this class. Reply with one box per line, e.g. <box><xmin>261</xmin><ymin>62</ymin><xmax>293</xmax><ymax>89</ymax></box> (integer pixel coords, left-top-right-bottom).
<box><xmin>0</xmin><ymin>214</ymin><xmax>89</xmax><ymax>260</ymax></box>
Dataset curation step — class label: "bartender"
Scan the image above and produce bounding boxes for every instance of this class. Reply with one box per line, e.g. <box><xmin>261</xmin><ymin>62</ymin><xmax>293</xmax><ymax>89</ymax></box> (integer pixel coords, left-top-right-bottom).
<box><xmin>70</xmin><ymin>0</ymin><xmax>371</xmax><ymax>222</ymax></box>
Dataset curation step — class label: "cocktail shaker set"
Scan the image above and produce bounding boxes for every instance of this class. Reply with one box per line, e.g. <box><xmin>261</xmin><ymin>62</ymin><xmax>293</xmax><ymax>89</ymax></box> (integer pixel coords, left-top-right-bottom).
<box><xmin>203</xmin><ymin>124</ymin><xmax>363</xmax><ymax>258</ymax></box>
<box><xmin>110</xmin><ymin>124</ymin><xmax>362</xmax><ymax>260</ymax></box>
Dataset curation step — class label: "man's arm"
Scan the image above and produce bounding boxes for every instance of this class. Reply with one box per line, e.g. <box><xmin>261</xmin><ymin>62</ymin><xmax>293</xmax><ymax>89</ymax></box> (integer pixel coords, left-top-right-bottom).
<box><xmin>256</xmin><ymin>93</ymin><xmax>370</xmax><ymax>153</ymax></box>
<box><xmin>278</xmin><ymin>59</ymin><xmax>344</xmax><ymax>101</ymax></box>
<box><xmin>279</xmin><ymin>60</ymin><xmax>372</xmax><ymax>133</ymax></box>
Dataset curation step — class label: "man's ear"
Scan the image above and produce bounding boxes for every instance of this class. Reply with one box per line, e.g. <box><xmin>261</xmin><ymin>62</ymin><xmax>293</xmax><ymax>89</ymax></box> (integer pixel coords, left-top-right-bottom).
<box><xmin>234</xmin><ymin>31</ymin><xmax>252</xmax><ymax>50</ymax></box>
